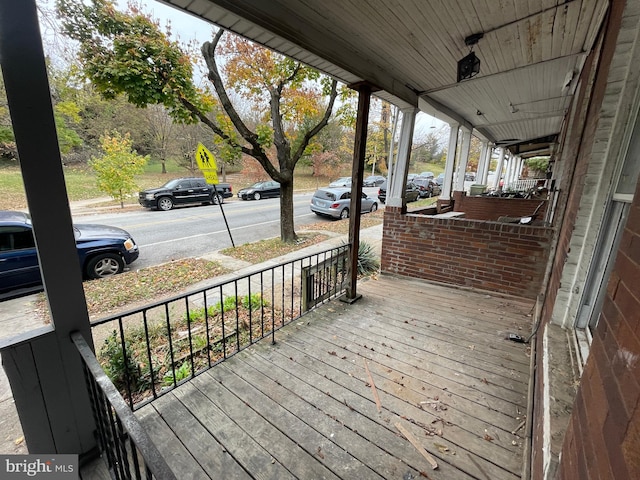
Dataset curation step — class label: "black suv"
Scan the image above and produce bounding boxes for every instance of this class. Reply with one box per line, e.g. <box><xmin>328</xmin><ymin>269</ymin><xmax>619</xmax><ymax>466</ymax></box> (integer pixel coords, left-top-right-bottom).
<box><xmin>139</xmin><ymin>177</ymin><xmax>232</xmax><ymax>211</ymax></box>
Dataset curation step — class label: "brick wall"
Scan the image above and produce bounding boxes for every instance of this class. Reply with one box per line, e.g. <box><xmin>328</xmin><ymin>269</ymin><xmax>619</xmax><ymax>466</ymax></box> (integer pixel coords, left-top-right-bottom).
<box><xmin>381</xmin><ymin>207</ymin><xmax>553</xmax><ymax>299</ymax></box>
<box><xmin>557</xmin><ymin>179</ymin><xmax>640</xmax><ymax>480</ymax></box>
<box><xmin>452</xmin><ymin>191</ymin><xmax>548</xmax><ymax>221</ymax></box>
<box><xmin>526</xmin><ymin>1</ymin><xmax>640</xmax><ymax>478</ymax></box>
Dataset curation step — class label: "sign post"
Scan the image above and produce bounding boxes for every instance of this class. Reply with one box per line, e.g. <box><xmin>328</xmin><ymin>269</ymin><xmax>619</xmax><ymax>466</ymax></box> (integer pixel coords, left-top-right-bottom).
<box><xmin>195</xmin><ymin>143</ymin><xmax>235</xmax><ymax>248</ymax></box>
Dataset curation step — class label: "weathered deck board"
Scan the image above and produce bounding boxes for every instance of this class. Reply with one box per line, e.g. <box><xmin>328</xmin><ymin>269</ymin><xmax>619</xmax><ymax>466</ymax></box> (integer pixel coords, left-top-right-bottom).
<box><xmin>309</xmin><ymin>310</ymin><xmax>529</xmax><ymax>395</ymax></box>
<box><xmin>131</xmin><ymin>275</ymin><xmax>533</xmax><ymax>480</ymax></box>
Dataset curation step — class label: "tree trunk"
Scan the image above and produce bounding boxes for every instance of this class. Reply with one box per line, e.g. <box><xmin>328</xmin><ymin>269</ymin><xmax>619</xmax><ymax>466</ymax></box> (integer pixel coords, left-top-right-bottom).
<box><xmin>279</xmin><ymin>179</ymin><xmax>297</xmax><ymax>243</ymax></box>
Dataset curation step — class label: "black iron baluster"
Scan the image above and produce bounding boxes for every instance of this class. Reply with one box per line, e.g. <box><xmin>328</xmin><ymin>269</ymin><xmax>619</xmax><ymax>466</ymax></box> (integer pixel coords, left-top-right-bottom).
<box><xmin>260</xmin><ymin>271</ymin><xmax>265</xmax><ymax>338</ymax></box>
<box><xmin>271</xmin><ymin>268</ymin><xmax>276</xmax><ymax>344</ymax></box>
<box><xmin>234</xmin><ymin>281</ymin><xmax>240</xmax><ymax>352</ymax></box>
<box><xmin>104</xmin><ymin>396</ymin><xmax>127</xmax><ymax>479</ymax></box>
<box><xmin>185</xmin><ymin>296</ymin><xmax>195</xmax><ymax>380</ymax></box>
<box><xmin>115</xmin><ymin>417</ymin><xmax>133</xmax><ymax>479</ymax></box>
<box><xmin>117</xmin><ymin>317</ymin><xmax>134</xmax><ymax>409</ymax></box>
<box><xmin>203</xmin><ymin>289</ymin><xmax>212</xmax><ymax>367</ymax></box>
<box><xmin>248</xmin><ymin>274</ymin><xmax>253</xmax><ymax>344</ymax></box>
<box><xmin>128</xmin><ymin>435</ymin><xmax>143</xmax><ymax>480</ymax></box>
<box><xmin>220</xmin><ymin>285</ymin><xmax>226</xmax><ymax>359</ymax></box>
<box><xmin>164</xmin><ymin>303</ymin><xmax>177</xmax><ymax>388</ymax></box>
<box><xmin>142</xmin><ymin>310</ymin><xmax>157</xmax><ymax>400</ymax></box>
<box><xmin>281</xmin><ymin>264</ymin><xmax>285</xmax><ymax>327</ymax></box>
<box><xmin>290</xmin><ymin>260</ymin><xmax>294</xmax><ymax>323</ymax></box>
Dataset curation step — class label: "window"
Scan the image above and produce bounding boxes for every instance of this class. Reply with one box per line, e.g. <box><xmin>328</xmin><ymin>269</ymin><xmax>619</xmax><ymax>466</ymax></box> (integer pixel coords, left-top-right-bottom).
<box><xmin>0</xmin><ymin>226</ymin><xmax>35</xmax><ymax>251</ymax></box>
<box><xmin>577</xmin><ymin>103</ymin><xmax>639</xmax><ymax>333</ymax></box>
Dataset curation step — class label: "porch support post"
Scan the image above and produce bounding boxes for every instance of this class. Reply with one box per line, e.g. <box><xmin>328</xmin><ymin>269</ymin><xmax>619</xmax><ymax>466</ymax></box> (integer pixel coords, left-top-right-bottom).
<box><xmin>441</xmin><ymin>123</ymin><xmax>459</xmax><ymax>199</ymax></box>
<box><xmin>454</xmin><ymin>127</ymin><xmax>472</xmax><ymax>191</ymax></box>
<box><xmin>510</xmin><ymin>155</ymin><xmax>520</xmax><ymax>184</ymax></box>
<box><xmin>476</xmin><ymin>141</ymin><xmax>490</xmax><ymax>185</ymax></box>
<box><xmin>387</xmin><ymin>107</ymin><xmax>418</xmax><ymax>207</ymax></box>
<box><xmin>344</xmin><ymin>82</ymin><xmax>374</xmax><ymax>303</ymax></box>
<box><xmin>485</xmin><ymin>144</ymin><xmax>494</xmax><ymax>185</ymax></box>
<box><xmin>493</xmin><ymin>147</ymin><xmax>506</xmax><ymax>189</ymax></box>
<box><xmin>0</xmin><ymin>0</ymin><xmax>95</xmax><ymax>455</ymax></box>
<box><xmin>505</xmin><ymin>152</ymin><xmax>514</xmax><ymax>188</ymax></box>
<box><xmin>516</xmin><ymin>157</ymin><xmax>523</xmax><ymax>181</ymax></box>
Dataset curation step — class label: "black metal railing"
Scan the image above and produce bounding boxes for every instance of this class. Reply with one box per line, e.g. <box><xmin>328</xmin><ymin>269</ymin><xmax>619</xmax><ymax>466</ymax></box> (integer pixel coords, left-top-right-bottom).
<box><xmin>90</xmin><ymin>244</ymin><xmax>350</xmax><ymax>411</ymax></box>
<box><xmin>72</xmin><ymin>332</ymin><xmax>176</xmax><ymax>480</ymax></box>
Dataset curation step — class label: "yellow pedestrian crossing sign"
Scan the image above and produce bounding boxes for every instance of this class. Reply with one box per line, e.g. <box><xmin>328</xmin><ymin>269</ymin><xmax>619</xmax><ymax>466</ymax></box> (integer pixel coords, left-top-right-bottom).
<box><xmin>194</xmin><ymin>143</ymin><xmax>234</xmax><ymax>247</ymax></box>
<box><xmin>195</xmin><ymin>143</ymin><xmax>219</xmax><ymax>184</ymax></box>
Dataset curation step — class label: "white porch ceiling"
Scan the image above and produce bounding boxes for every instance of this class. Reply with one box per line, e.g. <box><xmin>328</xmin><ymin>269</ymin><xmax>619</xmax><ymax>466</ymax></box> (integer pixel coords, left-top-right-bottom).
<box><xmin>159</xmin><ymin>0</ymin><xmax>609</xmax><ymax>157</ymax></box>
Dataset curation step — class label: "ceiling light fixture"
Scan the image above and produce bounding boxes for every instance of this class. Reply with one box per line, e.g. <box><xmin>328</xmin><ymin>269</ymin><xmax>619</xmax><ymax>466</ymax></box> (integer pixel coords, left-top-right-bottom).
<box><xmin>457</xmin><ymin>33</ymin><xmax>483</xmax><ymax>82</ymax></box>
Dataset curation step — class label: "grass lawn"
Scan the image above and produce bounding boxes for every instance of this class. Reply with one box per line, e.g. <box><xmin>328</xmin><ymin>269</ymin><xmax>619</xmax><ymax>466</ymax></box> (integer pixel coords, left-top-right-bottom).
<box><xmin>0</xmin><ymin>158</ymin><xmax>444</xmax><ymax>211</ymax></box>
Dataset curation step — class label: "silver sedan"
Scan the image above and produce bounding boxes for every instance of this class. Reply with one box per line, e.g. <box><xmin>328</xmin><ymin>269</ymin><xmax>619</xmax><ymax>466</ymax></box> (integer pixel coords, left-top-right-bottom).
<box><xmin>310</xmin><ymin>187</ymin><xmax>378</xmax><ymax>219</ymax></box>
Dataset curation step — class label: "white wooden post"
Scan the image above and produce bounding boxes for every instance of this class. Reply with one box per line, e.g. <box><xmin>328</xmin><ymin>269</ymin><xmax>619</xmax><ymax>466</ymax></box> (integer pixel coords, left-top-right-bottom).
<box><xmin>454</xmin><ymin>127</ymin><xmax>472</xmax><ymax>191</ymax></box>
<box><xmin>441</xmin><ymin>123</ymin><xmax>459</xmax><ymax>199</ymax></box>
<box><xmin>505</xmin><ymin>153</ymin><xmax>514</xmax><ymax>188</ymax></box>
<box><xmin>476</xmin><ymin>141</ymin><xmax>489</xmax><ymax>185</ymax></box>
<box><xmin>387</xmin><ymin>107</ymin><xmax>417</xmax><ymax>207</ymax></box>
<box><xmin>493</xmin><ymin>147</ymin><xmax>506</xmax><ymax>189</ymax></box>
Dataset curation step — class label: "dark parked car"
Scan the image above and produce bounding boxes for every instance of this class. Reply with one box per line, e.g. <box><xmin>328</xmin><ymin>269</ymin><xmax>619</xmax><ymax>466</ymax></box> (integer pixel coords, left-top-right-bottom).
<box><xmin>0</xmin><ymin>211</ymin><xmax>139</xmax><ymax>295</ymax></box>
<box><xmin>377</xmin><ymin>180</ymin><xmax>419</xmax><ymax>204</ymax></box>
<box><xmin>363</xmin><ymin>175</ymin><xmax>386</xmax><ymax>187</ymax></box>
<box><xmin>237</xmin><ymin>181</ymin><xmax>281</xmax><ymax>200</ymax></box>
<box><xmin>139</xmin><ymin>177</ymin><xmax>232</xmax><ymax>211</ymax></box>
<box><xmin>310</xmin><ymin>187</ymin><xmax>378</xmax><ymax>219</ymax></box>
<box><xmin>413</xmin><ymin>178</ymin><xmax>442</xmax><ymax>198</ymax></box>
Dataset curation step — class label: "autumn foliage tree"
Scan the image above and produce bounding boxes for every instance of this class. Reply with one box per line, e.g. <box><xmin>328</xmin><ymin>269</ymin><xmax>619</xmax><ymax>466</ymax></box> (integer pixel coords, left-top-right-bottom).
<box><xmin>90</xmin><ymin>131</ymin><xmax>148</xmax><ymax>207</ymax></box>
<box><xmin>56</xmin><ymin>0</ymin><xmax>339</xmax><ymax>242</ymax></box>
<box><xmin>201</xmin><ymin>32</ymin><xmax>338</xmax><ymax>242</ymax></box>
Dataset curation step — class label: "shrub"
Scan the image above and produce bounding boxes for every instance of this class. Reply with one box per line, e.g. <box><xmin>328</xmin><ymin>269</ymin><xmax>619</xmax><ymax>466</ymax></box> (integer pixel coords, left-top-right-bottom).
<box><xmin>356</xmin><ymin>241</ymin><xmax>380</xmax><ymax>276</ymax></box>
<box><xmin>163</xmin><ymin>361</ymin><xmax>191</xmax><ymax>386</ymax></box>
<box><xmin>99</xmin><ymin>330</ymin><xmax>141</xmax><ymax>391</ymax></box>
<box><xmin>185</xmin><ymin>293</ymin><xmax>268</xmax><ymax>322</ymax></box>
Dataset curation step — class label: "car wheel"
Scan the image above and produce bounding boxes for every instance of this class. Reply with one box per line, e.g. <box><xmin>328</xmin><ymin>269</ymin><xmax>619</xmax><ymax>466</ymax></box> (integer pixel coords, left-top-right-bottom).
<box><xmin>340</xmin><ymin>208</ymin><xmax>349</xmax><ymax>219</ymax></box>
<box><xmin>86</xmin><ymin>253</ymin><xmax>124</xmax><ymax>279</ymax></box>
<box><xmin>211</xmin><ymin>194</ymin><xmax>223</xmax><ymax>205</ymax></box>
<box><xmin>253</xmin><ymin>192</ymin><xmax>261</xmax><ymax>200</ymax></box>
<box><xmin>157</xmin><ymin>197</ymin><xmax>174</xmax><ymax>211</ymax></box>
<box><xmin>370</xmin><ymin>203</ymin><xmax>378</xmax><ymax>213</ymax></box>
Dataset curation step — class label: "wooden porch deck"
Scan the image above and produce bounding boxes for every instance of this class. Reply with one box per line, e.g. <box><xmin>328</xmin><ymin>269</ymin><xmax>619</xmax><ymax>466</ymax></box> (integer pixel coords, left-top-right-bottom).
<box><xmin>133</xmin><ymin>275</ymin><xmax>534</xmax><ymax>480</ymax></box>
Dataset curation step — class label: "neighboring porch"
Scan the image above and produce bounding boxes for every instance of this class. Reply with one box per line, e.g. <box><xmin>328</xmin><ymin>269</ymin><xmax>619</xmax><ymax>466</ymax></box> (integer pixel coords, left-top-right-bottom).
<box><xmin>83</xmin><ymin>274</ymin><xmax>534</xmax><ymax>480</ymax></box>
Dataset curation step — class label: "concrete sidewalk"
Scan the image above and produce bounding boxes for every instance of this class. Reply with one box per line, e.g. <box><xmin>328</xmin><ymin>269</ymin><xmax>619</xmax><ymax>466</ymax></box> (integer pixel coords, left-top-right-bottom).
<box><xmin>0</xmin><ymin>223</ymin><xmax>383</xmax><ymax>455</ymax></box>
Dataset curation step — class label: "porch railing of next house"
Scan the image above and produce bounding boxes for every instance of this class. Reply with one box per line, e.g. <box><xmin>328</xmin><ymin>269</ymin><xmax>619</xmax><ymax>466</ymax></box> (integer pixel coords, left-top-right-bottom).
<box><xmin>88</xmin><ymin>243</ymin><xmax>350</xmax><ymax>412</ymax></box>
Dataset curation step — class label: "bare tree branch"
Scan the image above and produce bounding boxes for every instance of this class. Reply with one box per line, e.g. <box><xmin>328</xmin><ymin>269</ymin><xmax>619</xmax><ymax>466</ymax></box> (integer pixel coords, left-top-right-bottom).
<box><xmin>201</xmin><ymin>31</ymin><xmax>279</xmax><ymax>178</ymax></box>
